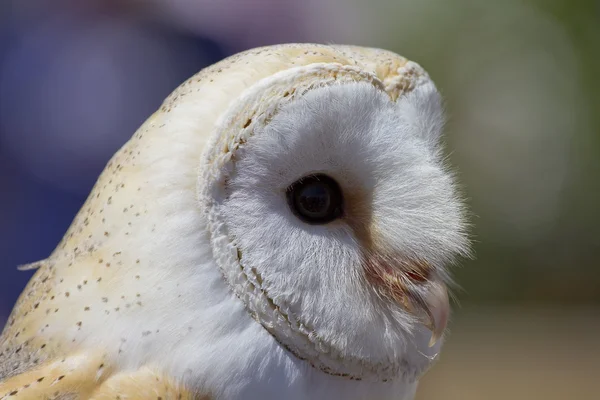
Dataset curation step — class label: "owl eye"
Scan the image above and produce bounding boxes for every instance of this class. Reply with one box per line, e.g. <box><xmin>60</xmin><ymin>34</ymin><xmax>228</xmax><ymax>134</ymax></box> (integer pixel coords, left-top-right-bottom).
<box><xmin>286</xmin><ymin>174</ymin><xmax>344</xmax><ymax>224</ymax></box>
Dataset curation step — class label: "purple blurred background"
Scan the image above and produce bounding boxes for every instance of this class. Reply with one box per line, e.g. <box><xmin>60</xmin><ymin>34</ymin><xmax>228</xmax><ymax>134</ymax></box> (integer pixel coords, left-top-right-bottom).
<box><xmin>0</xmin><ymin>0</ymin><xmax>225</xmax><ymax>315</ymax></box>
<box><xmin>0</xmin><ymin>0</ymin><xmax>354</xmax><ymax>313</ymax></box>
<box><xmin>1</xmin><ymin>1</ymin><xmax>599</xmax><ymax>399</ymax></box>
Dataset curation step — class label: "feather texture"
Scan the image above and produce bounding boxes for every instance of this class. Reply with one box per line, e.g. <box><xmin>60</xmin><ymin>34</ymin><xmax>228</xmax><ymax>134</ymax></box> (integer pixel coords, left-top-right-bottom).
<box><xmin>1</xmin><ymin>44</ymin><xmax>469</xmax><ymax>400</ymax></box>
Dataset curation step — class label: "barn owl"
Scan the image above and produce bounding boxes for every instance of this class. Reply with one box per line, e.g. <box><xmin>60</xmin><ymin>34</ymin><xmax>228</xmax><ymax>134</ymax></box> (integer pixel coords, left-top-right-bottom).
<box><xmin>0</xmin><ymin>44</ymin><xmax>469</xmax><ymax>400</ymax></box>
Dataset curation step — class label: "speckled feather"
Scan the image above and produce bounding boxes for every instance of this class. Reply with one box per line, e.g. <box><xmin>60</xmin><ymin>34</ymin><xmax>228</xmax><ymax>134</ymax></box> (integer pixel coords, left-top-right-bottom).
<box><xmin>0</xmin><ymin>44</ymin><xmax>458</xmax><ymax>400</ymax></box>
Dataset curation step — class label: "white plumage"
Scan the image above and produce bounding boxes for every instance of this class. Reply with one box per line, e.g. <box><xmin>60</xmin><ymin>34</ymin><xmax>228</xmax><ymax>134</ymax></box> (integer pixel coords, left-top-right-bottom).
<box><xmin>0</xmin><ymin>44</ymin><xmax>469</xmax><ymax>400</ymax></box>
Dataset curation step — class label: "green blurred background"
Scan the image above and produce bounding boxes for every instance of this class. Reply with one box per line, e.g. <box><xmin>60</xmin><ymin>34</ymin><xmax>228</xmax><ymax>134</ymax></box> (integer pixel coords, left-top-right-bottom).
<box><xmin>357</xmin><ymin>1</ymin><xmax>600</xmax><ymax>398</ymax></box>
<box><xmin>1</xmin><ymin>0</ymin><xmax>598</xmax><ymax>399</ymax></box>
<box><xmin>339</xmin><ymin>0</ymin><xmax>600</xmax><ymax>307</ymax></box>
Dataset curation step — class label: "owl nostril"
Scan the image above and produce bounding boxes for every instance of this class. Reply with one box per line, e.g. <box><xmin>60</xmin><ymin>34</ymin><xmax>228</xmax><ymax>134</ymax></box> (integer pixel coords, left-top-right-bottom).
<box><xmin>405</xmin><ymin>270</ymin><xmax>428</xmax><ymax>283</ymax></box>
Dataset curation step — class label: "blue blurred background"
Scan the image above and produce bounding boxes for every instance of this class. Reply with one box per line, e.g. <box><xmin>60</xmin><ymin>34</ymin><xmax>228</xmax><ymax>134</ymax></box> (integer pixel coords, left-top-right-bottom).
<box><xmin>1</xmin><ymin>0</ymin><xmax>599</xmax><ymax>398</ymax></box>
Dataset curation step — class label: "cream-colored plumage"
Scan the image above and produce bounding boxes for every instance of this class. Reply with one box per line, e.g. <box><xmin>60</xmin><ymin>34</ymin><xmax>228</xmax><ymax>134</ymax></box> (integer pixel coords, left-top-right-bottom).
<box><xmin>0</xmin><ymin>44</ymin><xmax>469</xmax><ymax>400</ymax></box>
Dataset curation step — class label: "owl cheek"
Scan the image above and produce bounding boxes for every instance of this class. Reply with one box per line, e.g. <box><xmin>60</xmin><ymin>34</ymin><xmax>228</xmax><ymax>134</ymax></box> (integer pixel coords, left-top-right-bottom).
<box><xmin>362</xmin><ymin>254</ymin><xmax>431</xmax><ymax>306</ymax></box>
<box><xmin>362</xmin><ymin>256</ymin><xmax>412</xmax><ymax>310</ymax></box>
<box><xmin>361</xmin><ymin>254</ymin><xmax>449</xmax><ymax>345</ymax></box>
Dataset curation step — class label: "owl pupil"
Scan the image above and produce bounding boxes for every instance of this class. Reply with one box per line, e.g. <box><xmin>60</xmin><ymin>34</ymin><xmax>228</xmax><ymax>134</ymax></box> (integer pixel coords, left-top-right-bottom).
<box><xmin>299</xmin><ymin>185</ymin><xmax>330</xmax><ymax>213</ymax></box>
<box><xmin>287</xmin><ymin>174</ymin><xmax>343</xmax><ymax>224</ymax></box>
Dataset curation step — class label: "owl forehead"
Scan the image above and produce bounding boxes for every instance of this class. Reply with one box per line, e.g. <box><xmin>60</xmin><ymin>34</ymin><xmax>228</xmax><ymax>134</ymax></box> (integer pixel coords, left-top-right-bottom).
<box><xmin>241</xmin><ymin>82</ymin><xmax>429</xmax><ymax>188</ymax></box>
<box><xmin>229</xmin><ymin>82</ymin><xmax>456</xmax><ymax>261</ymax></box>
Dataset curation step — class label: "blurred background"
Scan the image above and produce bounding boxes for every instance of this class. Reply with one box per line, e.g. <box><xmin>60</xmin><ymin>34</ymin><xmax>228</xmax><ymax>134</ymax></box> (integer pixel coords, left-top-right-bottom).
<box><xmin>0</xmin><ymin>0</ymin><xmax>598</xmax><ymax>398</ymax></box>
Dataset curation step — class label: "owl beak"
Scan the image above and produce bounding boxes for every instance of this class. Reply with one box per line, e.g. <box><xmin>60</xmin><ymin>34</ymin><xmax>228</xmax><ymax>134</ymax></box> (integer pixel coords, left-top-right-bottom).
<box><xmin>419</xmin><ymin>281</ymin><xmax>450</xmax><ymax>347</ymax></box>
<box><xmin>364</xmin><ymin>257</ymin><xmax>450</xmax><ymax>346</ymax></box>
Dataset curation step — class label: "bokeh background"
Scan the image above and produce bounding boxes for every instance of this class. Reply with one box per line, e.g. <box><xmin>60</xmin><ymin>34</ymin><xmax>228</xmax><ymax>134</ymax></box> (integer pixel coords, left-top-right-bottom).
<box><xmin>1</xmin><ymin>0</ymin><xmax>598</xmax><ymax>398</ymax></box>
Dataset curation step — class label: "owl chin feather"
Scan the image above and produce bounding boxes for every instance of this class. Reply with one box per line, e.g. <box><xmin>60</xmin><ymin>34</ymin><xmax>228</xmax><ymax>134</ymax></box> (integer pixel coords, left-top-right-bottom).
<box><xmin>1</xmin><ymin>44</ymin><xmax>469</xmax><ymax>400</ymax></box>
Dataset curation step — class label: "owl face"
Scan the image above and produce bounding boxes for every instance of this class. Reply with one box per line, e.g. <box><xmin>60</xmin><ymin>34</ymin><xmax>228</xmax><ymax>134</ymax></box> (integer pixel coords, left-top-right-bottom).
<box><xmin>201</xmin><ymin>63</ymin><xmax>469</xmax><ymax>382</ymax></box>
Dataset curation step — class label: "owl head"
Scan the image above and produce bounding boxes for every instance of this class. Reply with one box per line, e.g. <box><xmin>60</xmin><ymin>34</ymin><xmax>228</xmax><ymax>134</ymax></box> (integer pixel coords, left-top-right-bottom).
<box><xmin>2</xmin><ymin>45</ymin><xmax>470</xmax><ymax>396</ymax></box>
<box><xmin>199</xmin><ymin>46</ymin><xmax>470</xmax><ymax>382</ymax></box>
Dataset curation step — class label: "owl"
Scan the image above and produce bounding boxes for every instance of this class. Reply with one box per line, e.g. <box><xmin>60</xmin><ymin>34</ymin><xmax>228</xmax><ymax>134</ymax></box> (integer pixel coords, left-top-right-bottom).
<box><xmin>0</xmin><ymin>44</ymin><xmax>469</xmax><ymax>400</ymax></box>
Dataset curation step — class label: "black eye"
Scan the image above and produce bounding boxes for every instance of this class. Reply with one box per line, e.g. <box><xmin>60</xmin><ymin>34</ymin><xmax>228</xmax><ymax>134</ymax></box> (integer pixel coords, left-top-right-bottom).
<box><xmin>286</xmin><ymin>174</ymin><xmax>343</xmax><ymax>224</ymax></box>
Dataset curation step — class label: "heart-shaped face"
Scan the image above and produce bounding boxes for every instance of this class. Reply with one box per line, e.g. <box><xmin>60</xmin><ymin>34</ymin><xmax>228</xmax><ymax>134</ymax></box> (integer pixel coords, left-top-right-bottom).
<box><xmin>202</xmin><ymin>58</ymin><xmax>470</xmax><ymax>382</ymax></box>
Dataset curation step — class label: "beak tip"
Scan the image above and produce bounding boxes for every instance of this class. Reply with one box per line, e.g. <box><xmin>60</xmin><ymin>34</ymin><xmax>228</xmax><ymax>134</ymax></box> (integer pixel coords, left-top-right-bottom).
<box><xmin>428</xmin><ymin>330</ymin><xmax>442</xmax><ymax>347</ymax></box>
<box><xmin>424</xmin><ymin>282</ymin><xmax>450</xmax><ymax>348</ymax></box>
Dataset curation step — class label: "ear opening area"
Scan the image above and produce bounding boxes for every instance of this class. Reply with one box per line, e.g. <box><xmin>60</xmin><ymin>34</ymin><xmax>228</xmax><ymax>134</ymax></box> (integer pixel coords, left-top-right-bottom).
<box><xmin>396</xmin><ymin>82</ymin><xmax>445</xmax><ymax>149</ymax></box>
